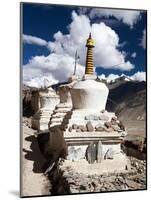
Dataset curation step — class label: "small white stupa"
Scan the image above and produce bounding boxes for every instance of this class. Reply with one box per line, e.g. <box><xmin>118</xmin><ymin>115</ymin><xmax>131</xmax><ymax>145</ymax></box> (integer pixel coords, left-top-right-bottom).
<box><xmin>31</xmin><ymin>87</ymin><xmax>59</xmax><ymax>130</ymax></box>
<box><xmin>48</xmin><ymin>76</ymin><xmax>78</xmax><ymax>129</ymax></box>
<box><xmin>60</xmin><ymin>34</ymin><xmax>129</xmax><ymax>172</ymax></box>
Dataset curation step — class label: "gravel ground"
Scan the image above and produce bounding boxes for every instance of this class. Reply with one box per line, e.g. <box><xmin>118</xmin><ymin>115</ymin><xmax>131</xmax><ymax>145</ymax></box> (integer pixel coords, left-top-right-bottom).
<box><xmin>49</xmin><ymin>156</ymin><xmax>146</xmax><ymax>195</ymax></box>
<box><xmin>21</xmin><ymin>118</ymin><xmax>51</xmax><ymax>197</ymax></box>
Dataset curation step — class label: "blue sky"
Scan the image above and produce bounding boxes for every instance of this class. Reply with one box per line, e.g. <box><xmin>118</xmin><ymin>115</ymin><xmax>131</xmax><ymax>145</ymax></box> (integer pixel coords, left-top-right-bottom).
<box><xmin>22</xmin><ymin>3</ymin><xmax>146</xmax><ymax>87</ymax></box>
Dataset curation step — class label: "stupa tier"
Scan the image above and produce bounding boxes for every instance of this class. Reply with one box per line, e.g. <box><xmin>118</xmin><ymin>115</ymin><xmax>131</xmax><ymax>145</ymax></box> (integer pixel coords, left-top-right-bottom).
<box><xmin>48</xmin><ymin>76</ymin><xmax>78</xmax><ymax>129</ymax></box>
<box><xmin>31</xmin><ymin>87</ymin><xmax>59</xmax><ymax>130</ymax></box>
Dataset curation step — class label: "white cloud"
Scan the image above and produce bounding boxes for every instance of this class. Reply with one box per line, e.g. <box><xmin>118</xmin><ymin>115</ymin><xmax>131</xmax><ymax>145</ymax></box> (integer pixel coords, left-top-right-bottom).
<box><xmin>80</xmin><ymin>8</ymin><xmax>141</xmax><ymax>28</ymax></box>
<box><xmin>23</xmin><ymin>53</ymin><xmax>84</xmax><ymax>88</ymax></box>
<box><xmin>23</xmin><ymin>11</ymin><xmax>134</xmax><ymax>88</ymax></box>
<box><xmin>140</xmin><ymin>29</ymin><xmax>146</xmax><ymax>49</ymax></box>
<box><xmin>131</xmin><ymin>52</ymin><xmax>137</xmax><ymax>58</ymax></box>
<box><xmin>23</xmin><ymin>34</ymin><xmax>48</xmax><ymax>46</ymax></box>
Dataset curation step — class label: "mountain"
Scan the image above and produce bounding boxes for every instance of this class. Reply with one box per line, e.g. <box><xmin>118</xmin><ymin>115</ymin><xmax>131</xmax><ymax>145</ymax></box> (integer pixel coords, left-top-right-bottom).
<box><xmin>106</xmin><ymin>81</ymin><xmax>146</xmax><ymax>137</ymax></box>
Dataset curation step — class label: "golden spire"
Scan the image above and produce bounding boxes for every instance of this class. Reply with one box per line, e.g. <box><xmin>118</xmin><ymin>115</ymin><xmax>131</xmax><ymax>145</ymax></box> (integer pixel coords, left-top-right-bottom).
<box><xmin>85</xmin><ymin>33</ymin><xmax>95</xmax><ymax>75</ymax></box>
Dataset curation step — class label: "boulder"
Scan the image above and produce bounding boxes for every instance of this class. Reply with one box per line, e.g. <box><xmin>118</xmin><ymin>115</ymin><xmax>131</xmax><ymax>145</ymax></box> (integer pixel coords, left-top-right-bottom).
<box><xmin>111</xmin><ymin>125</ymin><xmax>120</xmax><ymax>131</ymax></box>
<box><xmin>118</xmin><ymin>121</ymin><xmax>125</xmax><ymax>131</ymax></box>
<box><xmin>111</xmin><ymin>118</ymin><xmax>118</xmax><ymax>125</ymax></box>
<box><xmin>96</xmin><ymin>127</ymin><xmax>105</xmax><ymax>132</ymax></box>
<box><xmin>68</xmin><ymin>127</ymin><xmax>72</xmax><ymax>132</ymax></box>
<box><xmin>78</xmin><ymin>125</ymin><xmax>87</xmax><ymax>132</ymax></box>
<box><xmin>86</xmin><ymin>121</ymin><xmax>94</xmax><ymax>132</ymax></box>
<box><xmin>104</xmin><ymin>121</ymin><xmax>112</xmax><ymax>128</ymax></box>
<box><xmin>72</xmin><ymin>124</ymin><xmax>78</xmax><ymax>129</ymax></box>
<box><xmin>106</xmin><ymin>127</ymin><xmax>114</xmax><ymax>132</ymax></box>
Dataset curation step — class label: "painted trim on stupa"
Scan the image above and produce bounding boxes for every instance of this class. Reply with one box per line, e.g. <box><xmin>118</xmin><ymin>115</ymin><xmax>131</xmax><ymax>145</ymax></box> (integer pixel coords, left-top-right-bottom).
<box><xmin>85</xmin><ymin>33</ymin><xmax>95</xmax><ymax>75</ymax></box>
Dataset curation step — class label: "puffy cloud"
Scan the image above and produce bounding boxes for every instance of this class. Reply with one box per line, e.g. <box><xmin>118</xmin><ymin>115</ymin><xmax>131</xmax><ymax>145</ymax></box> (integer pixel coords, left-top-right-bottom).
<box><xmin>23</xmin><ymin>34</ymin><xmax>48</xmax><ymax>46</ymax></box>
<box><xmin>140</xmin><ymin>29</ymin><xmax>146</xmax><ymax>49</ymax></box>
<box><xmin>131</xmin><ymin>52</ymin><xmax>137</xmax><ymax>58</ymax></box>
<box><xmin>79</xmin><ymin>8</ymin><xmax>141</xmax><ymax>28</ymax></box>
<box><xmin>23</xmin><ymin>11</ymin><xmax>134</xmax><ymax>87</ymax></box>
<box><xmin>23</xmin><ymin>53</ymin><xmax>84</xmax><ymax>88</ymax></box>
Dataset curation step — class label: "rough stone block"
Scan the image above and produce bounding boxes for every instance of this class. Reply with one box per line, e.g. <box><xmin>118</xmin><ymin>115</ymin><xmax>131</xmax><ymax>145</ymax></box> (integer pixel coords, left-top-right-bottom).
<box><xmin>86</xmin><ymin>142</ymin><xmax>96</xmax><ymax>164</ymax></box>
<box><xmin>72</xmin><ymin>124</ymin><xmax>78</xmax><ymax>129</ymax></box>
<box><xmin>118</xmin><ymin>121</ymin><xmax>125</xmax><ymax>131</ymax></box>
<box><xmin>111</xmin><ymin>125</ymin><xmax>120</xmax><ymax>131</ymax></box>
<box><xmin>106</xmin><ymin>127</ymin><xmax>114</xmax><ymax>132</ymax></box>
<box><xmin>78</xmin><ymin>125</ymin><xmax>87</xmax><ymax>132</ymax></box>
<box><xmin>96</xmin><ymin>127</ymin><xmax>105</xmax><ymax>132</ymax></box>
<box><xmin>68</xmin><ymin>127</ymin><xmax>72</xmax><ymax>132</ymax></box>
<box><xmin>111</xmin><ymin>118</ymin><xmax>118</xmax><ymax>125</ymax></box>
<box><xmin>86</xmin><ymin>121</ymin><xmax>94</xmax><ymax>132</ymax></box>
<box><xmin>104</xmin><ymin>121</ymin><xmax>112</xmax><ymax>128</ymax></box>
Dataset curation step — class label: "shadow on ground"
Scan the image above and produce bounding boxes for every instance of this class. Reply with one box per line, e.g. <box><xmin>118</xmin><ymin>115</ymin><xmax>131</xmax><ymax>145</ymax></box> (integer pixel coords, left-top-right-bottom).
<box><xmin>23</xmin><ymin>134</ymin><xmax>47</xmax><ymax>174</ymax></box>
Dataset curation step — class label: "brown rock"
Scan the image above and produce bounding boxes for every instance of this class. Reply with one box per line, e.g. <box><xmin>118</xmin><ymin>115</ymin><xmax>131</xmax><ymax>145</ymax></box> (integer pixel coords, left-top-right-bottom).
<box><xmin>72</xmin><ymin>124</ymin><xmax>78</xmax><ymax>129</ymax></box>
<box><xmin>68</xmin><ymin>127</ymin><xmax>72</xmax><ymax>132</ymax></box>
<box><xmin>126</xmin><ymin>180</ymin><xmax>142</xmax><ymax>189</ymax></box>
<box><xmin>106</xmin><ymin>127</ymin><xmax>114</xmax><ymax>132</ymax></box>
<box><xmin>104</xmin><ymin>121</ymin><xmax>112</xmax><ymax>128</ymax></box>
<box><xmin>118</xmin><ymin>121</ymin><xmax>125</xmax><ymax>131</ymax></box>
<box><xmin>96</xmin><ymin>127</ymin><xmax>105</xmax><ymax>132</ymax></box>
<box><xmin>111</xmin><ymin>125</ymin><xmax>120</xmax><ymax>131</ymax></box>
<box><xmin>112</xmin><ymin>116</ymin><xmax>117</xmax><ymax>121</ymax></box>
<box><xmin>111</xmin><ymin>118</ymin><xmax>118</xmax><ymax>125</ymax></box>
<box><xmin>86</xmin><ymin>121</ymin><xmax>94</xmax><ymax>132</ymax></box>
<box><xmin>78</xmin><ymin>125</ymin><xmax>87</xmax><ymax>132</ymax></box>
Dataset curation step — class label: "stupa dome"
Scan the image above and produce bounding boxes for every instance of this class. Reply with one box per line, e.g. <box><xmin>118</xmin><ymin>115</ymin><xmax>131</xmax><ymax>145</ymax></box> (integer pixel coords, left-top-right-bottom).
<box><xmin>70</xmin><ymin>33</ymin><xmax>109</xmax><ymax>111</ymax></box>
<box><xmin>70</xmin><ymin>79</ymin><xmax>109</xmax><ymax>110</ymax></box>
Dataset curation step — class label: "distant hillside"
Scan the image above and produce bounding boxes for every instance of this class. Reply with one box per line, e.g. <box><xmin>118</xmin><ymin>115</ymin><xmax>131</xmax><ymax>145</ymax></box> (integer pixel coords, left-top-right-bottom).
<box><xmin>106</xmin><ymin>81</ymin><xmax>146</xmax><ymax>137</ymax></box>
<box><xmin>107</xmin><ymin>81</ymin><xmax>146</xmax><ymax>120</ymax></box>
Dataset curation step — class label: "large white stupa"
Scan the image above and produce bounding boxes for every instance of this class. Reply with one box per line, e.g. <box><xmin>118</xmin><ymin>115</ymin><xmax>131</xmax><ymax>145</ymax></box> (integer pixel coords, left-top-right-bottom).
<box><xmin>59</xmin><ymin>33</ymin><xmax>129</xmax><ymax>172</ymax></box>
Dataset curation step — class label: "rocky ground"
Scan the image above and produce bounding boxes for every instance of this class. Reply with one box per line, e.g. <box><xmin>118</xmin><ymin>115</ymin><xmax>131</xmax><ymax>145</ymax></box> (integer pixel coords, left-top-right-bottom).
<box><xmin>49</xmin><ymin>157</ymin><xmax>146</xmax><ymax>195</ymax></box>
<box><xmin>22</xmin><ymin>117</ymin><xmax>147</xmax><ymax>196</ymax></box>
<box><xmin>21</xmin><ymin>118</ymin><xmax>51</xmax><ymax>197</ymax></box>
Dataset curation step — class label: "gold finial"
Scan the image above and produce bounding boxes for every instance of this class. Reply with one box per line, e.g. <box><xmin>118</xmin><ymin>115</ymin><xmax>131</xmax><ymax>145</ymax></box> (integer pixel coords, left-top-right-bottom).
<box><xmin>85</xmin><ymin>33</ymin><xmax>95</xmax><ymax>75</ymax></box>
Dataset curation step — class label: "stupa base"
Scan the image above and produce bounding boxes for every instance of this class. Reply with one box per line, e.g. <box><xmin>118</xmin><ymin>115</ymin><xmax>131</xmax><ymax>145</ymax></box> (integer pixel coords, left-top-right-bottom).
<box><xmin>62</xmin><ymin>154</ymin><xmax>130</xmax><ymax>175</ymax></box>
<box><xmin>31</xmin><ymin>109</ymin><xmax>53</xmax><ymax>130</ymax></box>
<box><xmin>64</xmin><ymin>131</ymin><xmax>126</xmax><ymax>162</ymax></box>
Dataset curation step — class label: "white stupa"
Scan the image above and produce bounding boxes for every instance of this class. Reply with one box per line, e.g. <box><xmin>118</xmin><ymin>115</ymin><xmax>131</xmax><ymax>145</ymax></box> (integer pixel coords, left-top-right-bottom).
<box><xmin>60</xmin><ymin>34</ymin><xmax>129</xmax><ymax>172</ymax></box>
<box><xmin>48</xmin><ymin>76</ymin><xmax>78</xmax><ymax>129</ymax></box>
<box><xmin>31</xmin><ymin>87</ymin><xmax>59</xmax><ymax>130</ymax></box>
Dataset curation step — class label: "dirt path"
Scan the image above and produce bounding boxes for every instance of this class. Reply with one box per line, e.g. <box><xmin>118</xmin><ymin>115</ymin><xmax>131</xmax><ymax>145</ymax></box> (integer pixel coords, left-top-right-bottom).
<box><xmin>21</xmin><ymin>121</ymin><xmax>51</xmax><ymax>197</ymax></box>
